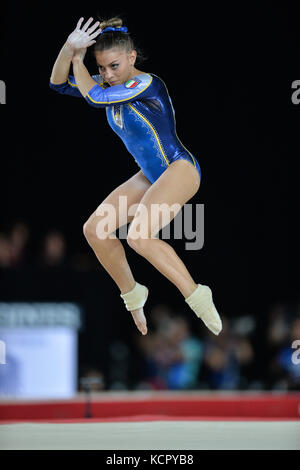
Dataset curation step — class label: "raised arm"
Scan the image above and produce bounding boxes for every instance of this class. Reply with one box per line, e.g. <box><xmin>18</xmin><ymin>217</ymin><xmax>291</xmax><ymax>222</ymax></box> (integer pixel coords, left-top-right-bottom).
<box><xmin>50</xmin><ymin>17</ymin><xmax>153</xmax><ymax>107</ymax></box>
<box><xmin>49</xmin><ymin>17</ymin><xmax>102</xmax><ymax>96</ymax></box>
<box><xmin>50</xmin><ymin>42</ymin><xmax>74</xmax><ymax>85</ymax></box>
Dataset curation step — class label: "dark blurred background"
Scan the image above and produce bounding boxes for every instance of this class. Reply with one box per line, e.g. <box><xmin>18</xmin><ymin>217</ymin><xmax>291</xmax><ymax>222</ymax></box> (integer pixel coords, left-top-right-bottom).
<box><xmin>0</xmin><ymin>2</ymin><xmax>299</xmax><ymax>393</ymax></box>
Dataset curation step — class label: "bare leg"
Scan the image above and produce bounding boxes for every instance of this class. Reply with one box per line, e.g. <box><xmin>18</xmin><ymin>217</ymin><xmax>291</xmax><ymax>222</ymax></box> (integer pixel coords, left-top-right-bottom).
<box><xmin>128</xmin><ymin>237</ymin><xmax>198</xmax><ymax>299</ymax></box>
<box><xmin>125</xmin><ymin>162</ymin><xmax>222</xmax><ymax>335</ymax></box>
<box><xmin>83</xmin><ymin>170</ymin><xmax>151</xmax><ymax>334</ymax></box>
<box><xmin>84</xmin><ymin>234</ymin><xmax>136</xmax><ymax>294</ymax></box>
<box><xmin>84</xmin><ymin>234</ymin><xmax>148</xmax><ymax>334</ymax></box>
<box><xmin>127</xmin><ymin>160</ymin><xmax>201</xmax><ymax>299</ymax></box>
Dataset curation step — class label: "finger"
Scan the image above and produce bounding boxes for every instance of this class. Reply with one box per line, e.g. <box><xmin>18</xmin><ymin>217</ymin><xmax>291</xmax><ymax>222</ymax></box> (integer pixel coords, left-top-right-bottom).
<box><xmin>87</xmin><ymin>20</ymin><xmax>100</xmax><ymax>34</ymax></box>
<box><xmin>81</xmin><ymin>17</ymin><xmax>94</xmax><ymax>32</ymax></box>
<box><xmin>89</xmin><ymin>28</ymin><xmax>102</xmax><ymax>39</ymax></box>
<box><xmin>86</xmin><ymin>40</ymin><xmax>97</xmax><ymax>47</ymax></box>
<box><xmin>75</xmin><ymin>17</ymin><xmax>84</xmax><ymax>31</ymax></box>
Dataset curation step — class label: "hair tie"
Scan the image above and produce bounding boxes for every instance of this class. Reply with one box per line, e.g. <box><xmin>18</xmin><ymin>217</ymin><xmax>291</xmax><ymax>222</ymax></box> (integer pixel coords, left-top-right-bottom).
<box><xmin>100</xmin><ymin>26</ymin><xmax>128</xmax><ymax>35</ymax></box>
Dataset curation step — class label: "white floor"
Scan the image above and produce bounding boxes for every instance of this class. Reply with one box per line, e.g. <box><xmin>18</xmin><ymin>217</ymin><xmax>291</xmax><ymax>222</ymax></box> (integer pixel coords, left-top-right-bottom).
<box><xmin>0</xmin><ymin>420</ymin><xmax>299</xmax><ymax>450</ymax></box>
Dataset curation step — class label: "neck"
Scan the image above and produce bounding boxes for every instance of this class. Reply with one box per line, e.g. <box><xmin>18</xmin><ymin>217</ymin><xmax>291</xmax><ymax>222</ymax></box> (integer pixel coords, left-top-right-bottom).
<box><xmin>128</xmin><ymin>67</ymin><xmax>143</xmax><ymax>80</ymax></box>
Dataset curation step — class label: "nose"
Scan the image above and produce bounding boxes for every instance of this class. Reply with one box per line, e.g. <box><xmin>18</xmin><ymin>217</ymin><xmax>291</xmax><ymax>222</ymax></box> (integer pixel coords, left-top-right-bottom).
<box><xmin>104</xmin><ymin>71</ymin><xmax>115</xmax><ymax>82</ymax></box>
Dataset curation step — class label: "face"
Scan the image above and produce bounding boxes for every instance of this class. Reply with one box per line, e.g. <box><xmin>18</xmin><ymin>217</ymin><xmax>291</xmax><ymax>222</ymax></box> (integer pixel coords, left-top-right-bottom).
<box><xmin>95</xmin><ymin>47</ymin><xmax>138</xmax><ymax>86</ymax></box>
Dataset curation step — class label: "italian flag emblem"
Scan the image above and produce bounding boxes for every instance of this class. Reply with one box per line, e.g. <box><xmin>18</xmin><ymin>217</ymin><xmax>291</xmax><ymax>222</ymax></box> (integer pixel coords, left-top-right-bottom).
<box><xmin>125</xmin><ymin>79</ymin><xmax>139</xmax><ymax>88</ymax></box>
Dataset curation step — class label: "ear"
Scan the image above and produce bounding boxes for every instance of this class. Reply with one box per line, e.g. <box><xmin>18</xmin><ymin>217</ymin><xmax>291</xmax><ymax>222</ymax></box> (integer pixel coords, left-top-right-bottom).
<box><xmin>129</xmin><ymin>49</ymin><xmax>137</xmax><ymax>66</ymax></box>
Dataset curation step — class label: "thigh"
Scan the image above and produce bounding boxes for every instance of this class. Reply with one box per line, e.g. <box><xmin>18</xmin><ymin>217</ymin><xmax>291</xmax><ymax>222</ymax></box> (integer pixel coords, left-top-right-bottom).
<box><xmin>129</xmin><ymin>160</ymin><xmax>200</xmax><ymax>238</ymax></box>
<box><xmin>86</xmin><ymin>170</ymin><xmax>152</xmax><ymax>234</ymax></box>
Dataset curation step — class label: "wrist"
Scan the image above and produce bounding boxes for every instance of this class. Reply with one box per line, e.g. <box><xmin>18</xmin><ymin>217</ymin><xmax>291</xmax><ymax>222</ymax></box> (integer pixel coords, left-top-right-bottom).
<box><xmin>72</xmin><ymin>57</ymin><xmax>84</xmax><ymax>66</ymax></box>
<box><xmin>62</xmin><ymin>43</ymin><xmax>75</xmax><ymax>60</ymax></box>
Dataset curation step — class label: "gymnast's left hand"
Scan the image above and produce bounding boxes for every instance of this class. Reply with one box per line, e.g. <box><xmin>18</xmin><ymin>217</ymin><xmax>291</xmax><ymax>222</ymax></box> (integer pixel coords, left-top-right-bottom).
<box><xmin>67</xmin><ymin>17</ymin><xmax>102</xmax><ymax>50</ymax></box>
<box><xmin>67</xmin><ymin>17</ymin><xmax>102</xmax><ymax>63</ymax></box>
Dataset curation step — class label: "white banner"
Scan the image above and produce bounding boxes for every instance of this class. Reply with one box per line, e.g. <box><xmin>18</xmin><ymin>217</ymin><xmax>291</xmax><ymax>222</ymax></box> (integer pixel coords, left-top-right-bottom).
<box><xmin>0</xmin><ymin>303</ymin><xmax>81</xmax><ymax>399</ymax></box>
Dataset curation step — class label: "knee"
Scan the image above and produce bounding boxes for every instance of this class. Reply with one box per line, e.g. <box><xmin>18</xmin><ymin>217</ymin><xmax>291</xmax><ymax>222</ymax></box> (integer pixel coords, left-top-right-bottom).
<box><xmin>83</xmin><ymin>219</ymin><xmax>96</xmax><ymax>243</ymax></box>
<box><xmin>84</xmin><ymin>216</ymin><xmax>117</xmax><ymax>244</ymax></box>
<box><xmin>127</xmin><ymin>233</ymin><xmax>148</xmax><ymax>253</ymax></box>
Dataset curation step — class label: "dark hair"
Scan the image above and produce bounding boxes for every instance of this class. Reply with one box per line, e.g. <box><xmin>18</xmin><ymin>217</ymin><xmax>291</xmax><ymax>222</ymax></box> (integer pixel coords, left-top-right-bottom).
<box><xmin>93</xmin><ymin>16</ymin><xmax>147</xmax><ymax>65</ymax></box>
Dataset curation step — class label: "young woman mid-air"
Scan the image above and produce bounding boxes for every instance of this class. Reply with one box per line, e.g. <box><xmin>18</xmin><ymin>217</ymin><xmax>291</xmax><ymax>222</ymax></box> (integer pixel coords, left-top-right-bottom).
<box><xmin>49</xmin><ymin>16</ymin><xmax>222</xmax><ymax>337</ymax></box>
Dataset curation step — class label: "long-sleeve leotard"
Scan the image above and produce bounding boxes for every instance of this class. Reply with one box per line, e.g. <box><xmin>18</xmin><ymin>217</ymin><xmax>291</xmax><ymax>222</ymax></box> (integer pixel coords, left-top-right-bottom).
<box><xmin>49</xmin><ymin>73</ymin><xmax>201</xmax><ymax>184</ymax></box>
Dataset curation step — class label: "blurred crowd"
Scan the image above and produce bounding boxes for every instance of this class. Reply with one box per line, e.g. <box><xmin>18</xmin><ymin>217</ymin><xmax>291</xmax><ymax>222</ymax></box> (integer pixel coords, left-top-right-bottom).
<box><xmin>0</xmin><ymin>220</ymin><xmax>97</xmax><ymax>271</ymax></box>
<box><xmin>80</xmin><ymin>301</ymin><xmax>300</xmax><ymax>393</ymax></box>
<box><xmin>1</xmin><ymin>221</ymin><xmax>299</xmax><ymax>392</ymax></box>
<box><xmin>0</xmin><ymin>221</ymin><xmax>31</xmax><ymax>268</ymax></box>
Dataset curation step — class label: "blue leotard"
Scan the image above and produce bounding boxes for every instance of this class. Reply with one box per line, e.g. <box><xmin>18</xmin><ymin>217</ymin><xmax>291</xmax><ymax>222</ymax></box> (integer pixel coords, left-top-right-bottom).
<box><xmin>49</xmin><ymin>73</ymin><xmax>201</xmax><ymax>184</ymax></box>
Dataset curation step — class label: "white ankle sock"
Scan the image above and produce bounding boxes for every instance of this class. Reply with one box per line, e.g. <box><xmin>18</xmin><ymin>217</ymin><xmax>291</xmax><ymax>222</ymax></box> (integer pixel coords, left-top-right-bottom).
<box><xmin>120</xmin><ymin>282</ymin><xmax>148</xmax><ymax>311</ymax></box>
<box><xmin>185</xmin><ymin>284</ymin><xmax>222</xmax><ymax>335</ymax></box>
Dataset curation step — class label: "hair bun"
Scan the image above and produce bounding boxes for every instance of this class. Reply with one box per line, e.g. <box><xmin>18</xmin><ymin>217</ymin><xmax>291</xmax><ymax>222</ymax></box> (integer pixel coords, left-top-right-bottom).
<box><xmin>99</xmin><ymin>17</ymin><xmax>123</xmax><ymax>30</ymax></box>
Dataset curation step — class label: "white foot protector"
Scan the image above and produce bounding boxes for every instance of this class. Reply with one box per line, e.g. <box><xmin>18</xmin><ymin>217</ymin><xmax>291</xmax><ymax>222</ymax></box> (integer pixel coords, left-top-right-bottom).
<box><xmin>120</xmin><ymin>282</ymin><xmax>148</xmax><ymax>311</ymax></box>
<box><xmin>185</xmin><ymin>284</ymin><xmax>222</xmax><ymax>335</ymax></box>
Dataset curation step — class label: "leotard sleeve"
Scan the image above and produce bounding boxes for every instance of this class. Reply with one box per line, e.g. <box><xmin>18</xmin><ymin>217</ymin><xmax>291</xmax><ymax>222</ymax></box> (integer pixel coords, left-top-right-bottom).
<box><xmin>84</xmin><ymin>74</ymin><xmax>153</xmax><ymax>108</ymax></box>
<box><xmin>49</xmin><ymin>74</ymin><xmax>105</xmax><ymax>98</ymax></box>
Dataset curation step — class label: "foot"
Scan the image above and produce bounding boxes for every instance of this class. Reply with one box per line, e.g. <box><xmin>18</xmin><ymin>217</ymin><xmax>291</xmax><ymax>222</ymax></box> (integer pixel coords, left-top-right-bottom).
<box><xmin>185</xmin><ymin>284</ymin><xmax>222</xmax><ymax>335</ymax></box>
<box><xmin>130</xmin><ymin>287</ymin><xmax>148</xmax><ymax>335</ymax></box>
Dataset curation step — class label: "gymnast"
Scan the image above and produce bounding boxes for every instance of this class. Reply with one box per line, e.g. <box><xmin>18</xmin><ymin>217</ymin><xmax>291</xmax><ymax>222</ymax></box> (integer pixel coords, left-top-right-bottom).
<box><xmin>49</xmin><ymin>16</ymin><xmax>222</xmax><ymax>337</ymax></box>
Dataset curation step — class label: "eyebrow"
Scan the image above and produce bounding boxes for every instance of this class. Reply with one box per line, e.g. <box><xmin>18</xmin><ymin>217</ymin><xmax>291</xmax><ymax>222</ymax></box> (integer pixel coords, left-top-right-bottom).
<box><xmin>97</xmin><ymin>60</ymin><xmax>119</xmax><ymax>67</ymax></box>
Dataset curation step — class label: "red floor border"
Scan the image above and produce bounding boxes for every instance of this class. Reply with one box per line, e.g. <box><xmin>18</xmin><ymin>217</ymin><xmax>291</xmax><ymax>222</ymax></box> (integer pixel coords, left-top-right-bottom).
<box><xmin>1</xmin><ymin>393</ymin><xmax>300</xmax><ymax>421</ymax></box>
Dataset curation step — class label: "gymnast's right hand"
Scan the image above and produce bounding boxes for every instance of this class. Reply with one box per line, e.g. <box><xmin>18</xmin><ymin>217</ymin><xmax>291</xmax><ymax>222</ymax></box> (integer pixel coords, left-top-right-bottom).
<box><xmin>65</xmin><ymin>17</ymin><xmax>102</xmax><ymax>52</ymax></box>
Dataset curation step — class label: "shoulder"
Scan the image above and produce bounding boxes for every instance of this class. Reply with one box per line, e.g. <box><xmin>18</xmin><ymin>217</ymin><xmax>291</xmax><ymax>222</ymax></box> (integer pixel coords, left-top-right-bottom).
<box><xmin>146</xmin><ymin>74</ymin><xmax>170</xmax><ymax>95</ymax></box>
<box><xmin>123</xmin><ymin>73</ymin><xmax>153</xmax><ymax>92</ymax></box>
<box><xmin>149</xmin><ymin>73</ymin><xmax>167</xmax><ymax>87</ymax></box>
<box><xmin>124</xmin><ymin>73</ymin><xmax>170</xmax><ymax>98</ymax></box>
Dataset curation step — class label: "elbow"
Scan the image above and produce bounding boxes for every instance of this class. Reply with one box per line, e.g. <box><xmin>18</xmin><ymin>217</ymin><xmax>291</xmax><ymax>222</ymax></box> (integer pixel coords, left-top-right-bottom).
<box><xmin>85</xmin><ymin>96</ymin><xmax>105</xmax><ymax>108</ymax></box>
<box><xmin>49</xmin><ymin>80</ymin><xmax>68</xmax><ymax>93</ymax></box>
<box><xmin>85</xmin><ymin>85</ymin><xmax>107</xmax><ymax>108</ymax></box>
<box><xmin>49</xmin><ymin>82</ymin><xmax>58</xmax><ymax>93</ymax></box>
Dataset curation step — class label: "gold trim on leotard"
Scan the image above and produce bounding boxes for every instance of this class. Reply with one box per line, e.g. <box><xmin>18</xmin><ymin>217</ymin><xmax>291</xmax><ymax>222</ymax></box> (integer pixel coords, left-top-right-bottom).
<box><xmin>156</xmin><ymin>76</ymin><xmax>197</xmax><ymax>168</ymax></box>
<box><xmin>128</xmin><ymin>104</ymin><xmax>170</xmax><ymax>167</ymax></box>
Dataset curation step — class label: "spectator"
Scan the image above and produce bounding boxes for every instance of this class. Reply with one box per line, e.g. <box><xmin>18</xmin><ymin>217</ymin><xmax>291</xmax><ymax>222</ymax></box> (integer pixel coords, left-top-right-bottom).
<box><xmin>202</xmin><ymin>316</ymin><xmax>254</xmax><ymax>390</ymax></box>
<box><xmin>148</xmin><ymin>303</ymin><xmax>175</xmax><ymax>331</ymax></box>
<box><xmin>268</xmin><ymin>316</ymin><xmax>300</xmax><ymax>390</ymax></box>
<box><xmin>266</xmin><ymin>301</ymin><xmax>292</xmax><ymax>389</ymax></box>
<box><xmin>0</xmin><ymin>232</ymin><xmax>11</xmax><ymax>267</ymax></box>
<box><xmin>9</xmin><ymin>221</ymin><xmax>30</xmax><ymax>267</ymax></box>
<box><xmin>163</xmin><ymin>316</ymin><xmax>203</xmax><ymax>390</ymax></box>
<box><xmin>135</xmin><ymin>309</ymin><xmax>203</xmax><ymax>390</ymax></box>
<box><xmin>267</xmin><ymin>302</ymin><xmax>290</xmax><ymax>348</ymax></box>
<box><xmin>37</xmin><ymin>230</ymin><xmax>67</xmax><ymax>268</ymax></box>
<box><xmin>0</xmin><ymin>221</ymin><xmax>30</xmax><ymax>268</ymax></box>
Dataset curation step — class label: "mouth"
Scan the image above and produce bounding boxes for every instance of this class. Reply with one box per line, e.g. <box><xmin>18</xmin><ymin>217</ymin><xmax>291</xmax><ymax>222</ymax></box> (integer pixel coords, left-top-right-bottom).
<box><xmin>109</xmin><ymin>81</ymin><xmax>119</xmax><ymax>86</ymax></box>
